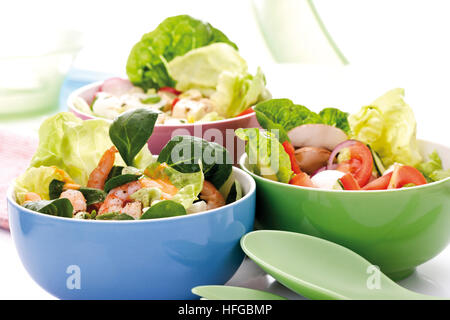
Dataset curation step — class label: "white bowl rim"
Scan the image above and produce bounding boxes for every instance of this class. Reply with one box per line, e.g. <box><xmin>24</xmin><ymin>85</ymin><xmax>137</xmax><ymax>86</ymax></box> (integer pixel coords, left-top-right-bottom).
<box><xmin>239</xmin><ymin>138</ymin><xmax>450</xmax><ymax>194</ymax></box>
<box><xmin>7</xmin><ymin>166</ymin><xmax>256</xmax><ymax>224</ymax></box>
<box><xmin>67</xmin><ymin>81</ymin><xmax>256</xmax><ymax>127</ymax></box>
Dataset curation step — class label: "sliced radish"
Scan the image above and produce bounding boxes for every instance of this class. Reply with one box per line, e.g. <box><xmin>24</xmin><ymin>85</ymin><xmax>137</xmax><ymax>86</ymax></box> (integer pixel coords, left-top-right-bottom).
<box><xmin>99</xmin><ymin>78</ymin><xmax>134</xmax><ymax>96</ymax></box>
<box><xmin>287</xmin><ymin>124</ymin><xmax>347</xmax><ymax>151</ymax></box>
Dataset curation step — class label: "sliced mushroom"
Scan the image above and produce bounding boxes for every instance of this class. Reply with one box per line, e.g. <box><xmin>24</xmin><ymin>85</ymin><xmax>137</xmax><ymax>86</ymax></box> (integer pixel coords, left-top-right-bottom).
<box><xmin>287</xmin><ymin>124</ymin><xmax>347</xmax><ymax>150</ymax></box>
<box><xmin>294</xmin><ymin>147</ymin><xmax>331</xmax><ymax>175</ymax></box>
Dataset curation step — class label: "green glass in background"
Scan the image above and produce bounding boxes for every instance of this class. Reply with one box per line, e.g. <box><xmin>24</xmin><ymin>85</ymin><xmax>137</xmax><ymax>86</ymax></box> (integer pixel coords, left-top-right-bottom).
<box><xmin>0</xmin><ymin>29</ymin><xmax>83</xmax><ymax>121</ymax></box>
<box><xmin>252</xmin><ymin>0</ymin><xmax>348</xmax><ymax>65</ymax></box>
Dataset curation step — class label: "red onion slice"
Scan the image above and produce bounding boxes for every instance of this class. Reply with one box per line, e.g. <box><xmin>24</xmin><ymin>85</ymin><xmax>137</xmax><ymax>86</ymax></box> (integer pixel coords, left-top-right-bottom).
<box><xmin>327</xmin><ymin>140</ymin><xmax>358</xmax><ymax>170</ymax></box>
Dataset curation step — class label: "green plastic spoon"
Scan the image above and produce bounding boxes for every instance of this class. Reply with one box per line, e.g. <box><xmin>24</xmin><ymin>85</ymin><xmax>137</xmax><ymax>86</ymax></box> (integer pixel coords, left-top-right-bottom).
<box><xmin>192</xmin><ymin>285</ymin><xmax>287</xmax><ymax>300</ymax></box>
<box><xmin>241</xmin><ymin>230</ymin><xmax>441</xmax><ymax>300</ymax></box>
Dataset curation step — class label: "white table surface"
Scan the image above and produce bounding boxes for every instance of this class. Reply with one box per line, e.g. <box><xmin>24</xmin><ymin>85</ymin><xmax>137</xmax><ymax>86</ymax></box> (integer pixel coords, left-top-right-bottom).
<box><xmin>1</xmin><ymin>64</ymin><xmax>449</xmax><ymax>299</ymax></box>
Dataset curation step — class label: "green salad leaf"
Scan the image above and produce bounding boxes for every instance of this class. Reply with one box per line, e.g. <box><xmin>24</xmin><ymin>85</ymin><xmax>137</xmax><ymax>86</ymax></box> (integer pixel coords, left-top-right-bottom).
<box><xmin>126</xmin><ymin>15</ymin><xmax>237</xmax><ymax>90</ymax></box>
<box><xmin>416</xmin><ymin>151</ymin><xmax>450</xmax><ymax>182</ymax></box>
<box><xmin>167</xmin><ymin>43</ymin><xmax>247</xmax><ymax>94</ymax></box>
<box><xmin>24</xmin><ymin>198</ymin><xmax>73</xmax><ymax>218</ymax></box>
<box><xmin>104</xmin><ymin>174</ymin><xmax>141</xmax><ymax>193</ymax></box>
<box><xmin>211</xmin><ymin>67</ymin><xmax>270</xmax><ymax>117</ymax></box>
<box><xmin>49</xmin><ymin>179</ymin><xmax>65</xmax><ymax>200</ymax></box>
<box><xmin>140</xmin><ymin>200</ymin><xmax>187</xmax><ymax>219</ymax></box>
<box><xmin>236</xmin><ymin>128</ymin><xmax>293</xmax><ymax>183</ymax></box>
<box><xmin>157</xmin><ymin>135</ymin><xmax>232</xmax><ymax>189</ymax></box>
<box><xmin>15</xmin><ymin>166</ymin><xmax>73</xmax><ymax>205</ymax></box>
<box><xmin>254</xmin><ymin>98</ymin><xmax>349</xmax><ymax>143</ymax></box>
<box><xmin>109</xmin><ymin>108</ymin><xmax>159</xmax><ymax>166</ymax></box>
<box><xmin>349</xmin><ymin>88</ymin><xmax>422</xmax><ymax>167</ymax></box>
<box><xmin>28</xmin><ymin>112</ymin><xmax>152</xmax><ymax>186</ymax></box>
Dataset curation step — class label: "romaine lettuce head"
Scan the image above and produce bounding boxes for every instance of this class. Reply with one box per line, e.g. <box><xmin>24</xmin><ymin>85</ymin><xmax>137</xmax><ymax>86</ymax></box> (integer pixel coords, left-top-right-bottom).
<box><xmin>126</xmin><ymin>15</ymin><xmax>237</xmax><ymax>90</ymax></box>
<box><xmin>349</xmin><ymin>88</ymin><xmax>422</xmax><ymax>167</ymax></box>
<box><xmin>29</xmin><ymin>112</ymin><xmax>152</xmax><ymax>186</ymax></box>
<box><xmin>236</xmin><ymin>128</ymin><xmax>293</xmax><ymax>183</ymax></box>
<box><xmin>416</xmin><ymin>151</ymin><xmax>450</xmax><ymax>182</ymax></box>
<box><xmin>15</xmin><ymin>166</ymin><xmax>73</xmax><ymax>205</ymax></box>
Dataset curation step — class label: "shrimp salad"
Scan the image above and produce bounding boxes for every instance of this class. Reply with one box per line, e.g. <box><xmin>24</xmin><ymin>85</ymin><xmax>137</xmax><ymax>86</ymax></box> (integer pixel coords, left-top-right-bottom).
<box><xmin>73</xmin><ymin>15</ymin><xmax>270</xmax><ymax>124</ymax></box>
<box><xmin>14</xmin><ymin>108</ymin><xmax>241</xmax><ymax>220</ymax></box>
<box><xmin>237</xmin><ymin>88</ymin><xmax>450</xmax><ymax>191</ymax></box>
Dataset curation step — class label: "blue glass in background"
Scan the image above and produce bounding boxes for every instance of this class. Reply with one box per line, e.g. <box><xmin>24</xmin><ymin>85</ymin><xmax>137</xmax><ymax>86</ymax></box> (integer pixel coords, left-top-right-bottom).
<box><xmin>58</xmin><ymin>68</ymin><xmax>115</xmax><ymax>112</ymax></box>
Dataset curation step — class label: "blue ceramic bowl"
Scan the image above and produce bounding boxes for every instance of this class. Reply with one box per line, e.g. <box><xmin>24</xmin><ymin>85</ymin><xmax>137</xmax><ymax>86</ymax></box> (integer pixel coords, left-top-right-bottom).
<box><xmin>7</xmin><ymin>167</ymin><xmax>255</xmax><ymax>300</ymax></box>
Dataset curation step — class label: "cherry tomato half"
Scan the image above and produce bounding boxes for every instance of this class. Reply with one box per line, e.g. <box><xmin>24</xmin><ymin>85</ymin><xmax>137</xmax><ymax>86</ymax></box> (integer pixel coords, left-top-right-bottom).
<box><xmin>337</xmin><ymin>141</ymin><xmax>373</xmax><ymax>187</ymax></box>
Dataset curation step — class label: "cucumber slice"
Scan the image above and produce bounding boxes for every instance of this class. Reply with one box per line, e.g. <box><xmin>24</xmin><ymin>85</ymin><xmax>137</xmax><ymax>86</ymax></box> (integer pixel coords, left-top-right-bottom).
<box><xmin>367</xmin><ymin>145</ymin><xmax>386</xmax><ymax>176</ymax></box>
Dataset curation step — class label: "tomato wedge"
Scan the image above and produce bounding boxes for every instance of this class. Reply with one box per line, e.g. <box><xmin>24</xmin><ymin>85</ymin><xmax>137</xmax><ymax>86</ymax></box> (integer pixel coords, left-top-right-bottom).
<box><xmin>338</xmin><ymin>173</ymin><xmax>360</xmax><ymax>190</ymax></box>
<box><xmin>388</xmin><ymin>165</ymin><xmax>427</xmax><ymax>189</ymax></box>
<box><xmin>282</xmin><ymin>141</ymin><xmax>301</xmax><ymax>174</ymax></box>
<box><xmin>158</xmin><ymin>87</ymin><xmax>181</xmax><ymax>95</ymax></box>
<box><xmin>362</xmin><ymin>172</ymin><xmax>393</xmax><ymax>190</ymax></box>
<box><xmin>289</xmin><ymin>172</ymin><xmax>315</xmax><ymax>188</ymax></box>
<box><xmin>337</xmin><ymin>141</ymin><xmax>373</xmax><ymax>187</ymax></box>
<box><xmin>236</xmin><ymin>107</ymin><xmax>255</xmax><ymax>117</ymax></box>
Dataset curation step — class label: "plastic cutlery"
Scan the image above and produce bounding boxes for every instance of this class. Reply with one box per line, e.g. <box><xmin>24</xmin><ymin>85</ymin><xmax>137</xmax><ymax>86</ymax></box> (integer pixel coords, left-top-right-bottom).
<box><xmin>241</xmin><ymin>230</ymin><xmax>441</xmax><ymax>300</ymax></box>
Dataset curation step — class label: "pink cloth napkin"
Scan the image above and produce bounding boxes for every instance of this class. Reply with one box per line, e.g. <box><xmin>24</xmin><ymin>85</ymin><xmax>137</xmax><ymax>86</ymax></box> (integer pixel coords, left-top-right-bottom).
<box><xmin>0</xmin><ymin>130</ymin><xmax>38</xmax><ymax>230</ymax></box>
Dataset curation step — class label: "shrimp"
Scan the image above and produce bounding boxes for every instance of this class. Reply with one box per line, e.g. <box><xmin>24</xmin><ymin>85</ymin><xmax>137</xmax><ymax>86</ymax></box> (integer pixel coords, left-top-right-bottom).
<box><xmin>122</xmin><ymin>202</ymin><xmax>142</xmax><ymax>219</ymax></box>
<box><xmin>23</xmin><ymin>192</ymin><xmax>42</xmax><ymax>203</ymax></box>
<box><xmin>139</xmin><ymin>177</ymin><xmax>178</xmax><ymax>200</ymax></box>
<box><xmin>87</xmin><ymin>146</ymin><xmax>117</xmax><ymax>189</ymax></box>
<box><xmin>199</xmin><ymin>180</ymin><xmax>225</xmax><ymax>210</ymax></box>
<box><xmin>98</xmin><ymin>181</ymin><xmax>142</xmax><ymax>215</ymax></box>
<box><xmin>59</xmin><ymin>189</ymin><xmax>87</xmax><ymax>215</ymax></box>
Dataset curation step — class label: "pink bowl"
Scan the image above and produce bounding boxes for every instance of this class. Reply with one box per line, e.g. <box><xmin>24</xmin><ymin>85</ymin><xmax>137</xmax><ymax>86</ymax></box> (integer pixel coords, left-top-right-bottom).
<box><xmin>67</xmin><ymin>81</ymin><xmax>260</xmax><ymax>163</ymax></box>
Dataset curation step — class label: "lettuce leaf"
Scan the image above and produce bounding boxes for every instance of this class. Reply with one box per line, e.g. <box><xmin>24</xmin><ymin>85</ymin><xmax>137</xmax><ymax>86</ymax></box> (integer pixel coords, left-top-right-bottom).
<box><xmin>254</xmin><ymin>98</ymin><xmax>349</xmax><ymax>143</ymax></box>
<box><xmin>416</xmin><ymin>151</ymin><xmax>450</xmax><ymax>182</ymax></box>
<box><xmin>167</xmin><ymin>43</ymin><xmax>247</xmax><ymax>93</ymax></box>
<box><xmin>236</xmin><ymin>128</ymin><xmax>293</xmax><ymax>183</ymax></box>
<box><xmin>349</xmin><ymin>88</ymin><xmax>422</xmax><ymax>167</ymax></box>
<box><xmin>126</xmin><ymin>15</ymin><xmax>237</xmax><ymax>90</ymax></box>
<box><xmin>145</xmin><ymin>163</ymin><xmax>204</xmax><ymax>209</ymax></box>
<box><xmin>14</xmin><ymin>166</ymin><xmax>73</xmax><ymax>205</ymax></box>
<box><xmin>29</xmin><ymin>112</ymin><xmax>152</xmax><ymax>186</ymax></box>
<box><xmin>211</xmin><ymin>67</ymin><xmax>270</xmax><ymax>117</ymax></box>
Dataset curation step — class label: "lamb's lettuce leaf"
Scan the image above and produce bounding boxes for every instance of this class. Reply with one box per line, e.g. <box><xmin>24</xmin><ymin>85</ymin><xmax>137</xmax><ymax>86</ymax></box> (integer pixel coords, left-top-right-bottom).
<box><xmin>126</xmin><ymin>15</ymin><xmax>237</xmax><ymax>90</ymax></box>
<box><xmin>236</xmin><ymin>128</ymin><xmax>293</xmax><ymax>183</ymax></box>
<box><xmin>349</xmin><ymin>88</ymin><xmax>422</xmax><ymax>167</ymax></box>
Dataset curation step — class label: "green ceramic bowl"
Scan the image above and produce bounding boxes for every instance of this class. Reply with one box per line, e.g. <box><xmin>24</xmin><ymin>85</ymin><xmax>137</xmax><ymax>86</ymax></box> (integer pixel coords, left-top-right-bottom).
<box><xmin>239</xmin><ymin>140</ymin><xmax>450</xmax><ymax>280</ymax></box>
